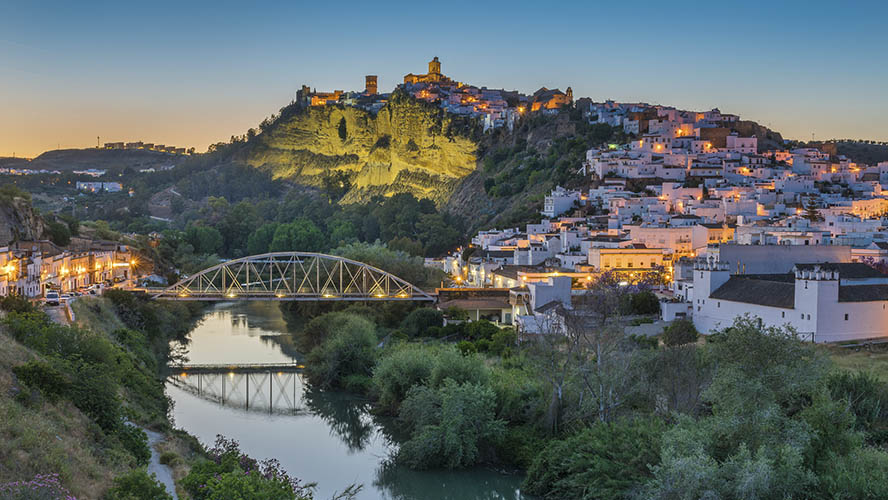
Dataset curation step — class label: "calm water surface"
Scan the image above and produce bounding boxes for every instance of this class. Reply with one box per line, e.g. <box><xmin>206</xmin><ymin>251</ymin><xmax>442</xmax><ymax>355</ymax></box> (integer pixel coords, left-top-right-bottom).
<box><xmin>166</xmin><ymin>301</ymin><xmax>525</xmax><ymax>500</ymax></box>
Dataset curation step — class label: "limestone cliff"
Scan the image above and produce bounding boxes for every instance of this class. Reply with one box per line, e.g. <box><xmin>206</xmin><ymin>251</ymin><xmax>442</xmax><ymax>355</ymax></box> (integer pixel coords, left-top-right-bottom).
<box><xmin>243</xmin><ymin>93</ymin><xmax>478</xmax><ymax>205</ymax></box>
<box><xmin>0</xmin><ymin>196</ymin><xmax>46</xmax><ymax>246</ymax></box>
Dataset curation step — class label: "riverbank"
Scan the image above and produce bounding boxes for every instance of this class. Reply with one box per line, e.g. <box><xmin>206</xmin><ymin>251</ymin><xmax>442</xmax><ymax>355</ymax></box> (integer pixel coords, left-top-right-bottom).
<box><xmin>0</xmin><ymin>293</ymin><xmax>204</xmax><ymax>498</ymax></box>
<box><xmin>166</xmin><ymin>300</ymin><xmax>526</xmax><ymax>499</ymax></box>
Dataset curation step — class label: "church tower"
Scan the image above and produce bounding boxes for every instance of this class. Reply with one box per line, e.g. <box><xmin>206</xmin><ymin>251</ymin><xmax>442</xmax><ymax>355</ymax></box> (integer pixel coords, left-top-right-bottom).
<box><xmin>566</xmin><ymin>87</ymin><xmax>573</xmax><ymax>102</ymax></box>
<box><xmin>428</xmin><ymin>56</ymin><xmax>441</xmax><ymax>77</ymax></box>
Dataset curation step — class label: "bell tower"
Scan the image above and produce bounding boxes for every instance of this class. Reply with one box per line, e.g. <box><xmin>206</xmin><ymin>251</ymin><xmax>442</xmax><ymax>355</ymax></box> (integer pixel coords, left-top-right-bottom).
<box><xmin>428</xmin><ymin>56</ymin><xmax>441</xmax><ymax>76</ymax></box>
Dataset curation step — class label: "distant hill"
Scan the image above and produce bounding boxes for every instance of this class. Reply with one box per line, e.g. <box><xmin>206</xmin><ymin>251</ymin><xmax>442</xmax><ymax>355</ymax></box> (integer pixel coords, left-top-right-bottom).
<box><xmin>3</xmin><ymin>148</ymin><xmax>184</xmax><ymax>172</ymax></box>
<box><xmin>809</xmin><ymin>141</ymin><xmax>888</xmax><ymax>165</ymax></box>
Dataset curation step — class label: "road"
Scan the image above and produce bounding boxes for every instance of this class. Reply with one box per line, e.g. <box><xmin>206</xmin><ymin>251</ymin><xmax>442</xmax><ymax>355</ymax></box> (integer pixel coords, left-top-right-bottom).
<box><xmin>44</xmin><ymin>305</ymin><xmax>70</xmax><ymax>325</ymax></box>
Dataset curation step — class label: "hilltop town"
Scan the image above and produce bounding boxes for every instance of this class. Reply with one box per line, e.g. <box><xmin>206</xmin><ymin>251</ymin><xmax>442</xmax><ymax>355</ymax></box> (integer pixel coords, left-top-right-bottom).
<box><xmin>424</xmin><ymin>94</ymin><xmax>888</xmax><ymax>344</ymax></box>
<box><xmin>298</xmin><ymin>56</ymin><xmax>571</xmax><ymax>131</ymax></box>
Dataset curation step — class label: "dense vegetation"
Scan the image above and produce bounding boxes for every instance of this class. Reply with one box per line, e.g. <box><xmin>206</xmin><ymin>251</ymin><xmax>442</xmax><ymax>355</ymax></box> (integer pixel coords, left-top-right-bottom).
<box><xmin>0</xmin><ymin>293</ymin><xmax>203</xmax><ymax>497</ymax></box>
<box><xmin>293</xmin><ymin>270</ymin><xmax>888</xmax><ymax>499</ymax></box>
<box><xmin>136</xmin><ymin>192</ymin><xmax>463</xmax><ymax>281</ymax></box>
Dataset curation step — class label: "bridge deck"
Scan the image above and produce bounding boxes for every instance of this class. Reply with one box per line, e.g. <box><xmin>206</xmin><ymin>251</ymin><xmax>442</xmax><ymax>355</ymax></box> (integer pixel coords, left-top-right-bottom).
<box><xmin>168</xmin><ymin>362</ymin><xmax>304</xmax><ymax>374</ymax></box>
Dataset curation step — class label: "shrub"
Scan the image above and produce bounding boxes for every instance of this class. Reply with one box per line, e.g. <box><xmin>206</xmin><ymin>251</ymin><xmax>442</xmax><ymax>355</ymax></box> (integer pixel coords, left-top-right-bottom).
<box><xmin>70</xmin><ymin>364</ymin><xmax>122</xmax><ymax>432</ymax></box>
<box><xmin>524</xmin><ymin>418</ymin><xmax>664</xmax><ymax>499</ymax></box>
<box><xmin>302</xmin><ymin>310</ymin><xmax>373</xmax><ymax>352</ymax></box>
<box><xmin>464</xmin><ymin>320</ymin><xmax>499</xmax><ymax>341</ymax></box>
<box><xmin>118</xmin><ymin>425</ymin><xmax>151</xmax><ymax>467</ymax></box>
<box><xmin>827</xmin><ymin>370</ymin><xmax>888</xmax><ymax>444</ymax></box>
<box><xmin>103</xmin><ymin>468</ymin><xmax>172</xmax><ymax>500</ymax></box>
<box><xmin>373</xmin><ymin>344</ymin><xmax>435</xmax><ymax>413</ymax></box>
<box><xmin>495</xmin><ymin>425</ymin><xmax>546</xmax><ymax>468</ymax></box>
<box><xmin>456</xmin><ymin>340</ymin><xmax>476</xmax><ymax>355</ymax></box>
<box><xmin>400</xmin><ymin>308</ymin><xmax>443</xmax><ymax>338</ymax></box>
<box><xmin>428</xmin><ymin>347</ymin><xmax>488</xmax><ymax>389</ymax></box>
<box><xmin>0</xmin><ymin>294</ymin><xmax>35</xmax><ymax>313</ymax></box>
<box><xmin>305</xmin><ymin>314</ymin><xmax>377</xmax><ymax>390</ymax></box>
<box><xmin>159</xmin><ymin>451</ymin><xmax>180</xmax><ymax>466</ymax></box>
<box><xmin>629</xmin><ymin>290</ymin><xmax>660</xmax><ymax>315</ymax></box>
<box><xmin>489</xmin><ymin>328</ymin><xmax>517</xmax><ymax>355</ymax></box>
<box><xmin>181</xmin><ymin>436</ymin><xmax>315</xmax><ymax>500</ymax></box>
<box><xmin>489</xmin><ymin>366</ymin><xmax>546</xmax><ymax>425</ymax></box>
<box><xmin>662</xmin><ymin>318</ymin><xmax>698</xmax><ymax>346</ymax></box>
<box><xmin>398</xmin><ymin>381</ymin><xmax>505</xmax><ymax>469</ymax></box>
<box><xmin>629</xmin><ymin>333</ymin><xmax>659</xmax><ymax>350</ymax></box>
<box><xmin>475</xmin><ymin>339</ymin><xmax>491</xmax><ymax>352</ymax></box>
<box><xmin>818</xmin><ymin>446</ymin><xmax>888</xmax><ymax>499</ymax></box>
<box><xmin>12</xmin><ymin>360</ymin><xmax>71</xmax><ymax>402</ymax></box>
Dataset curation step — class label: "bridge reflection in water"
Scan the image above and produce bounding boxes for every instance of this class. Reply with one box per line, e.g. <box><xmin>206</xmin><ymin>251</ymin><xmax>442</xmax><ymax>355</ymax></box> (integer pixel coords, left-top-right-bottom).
<box><xmin>167</xmin><ymin>364</ymin><xmax>305</xmax><ymax>415</ymax></box>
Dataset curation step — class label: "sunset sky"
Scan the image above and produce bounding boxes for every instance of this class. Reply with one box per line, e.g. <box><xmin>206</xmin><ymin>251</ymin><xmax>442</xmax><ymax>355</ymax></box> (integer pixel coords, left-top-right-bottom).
<box><xmin>2</xmin><ymin>0</ymin><xmax>886</xmax><ymax>158</ymax></box>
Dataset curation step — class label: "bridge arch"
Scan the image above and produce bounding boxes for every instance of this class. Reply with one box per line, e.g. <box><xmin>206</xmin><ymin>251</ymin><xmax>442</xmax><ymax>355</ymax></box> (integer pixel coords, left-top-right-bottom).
<box><xmin>152</xmin><ymin>252</ymin><xmax>434</xmax><ymax>301</ymax></box>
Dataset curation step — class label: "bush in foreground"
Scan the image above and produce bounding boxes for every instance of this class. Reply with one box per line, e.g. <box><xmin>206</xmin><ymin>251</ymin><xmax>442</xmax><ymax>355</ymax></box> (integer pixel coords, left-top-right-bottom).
<box><xmin>102</xmin><ymin>468</ymin><xmax>171</xmax><ymax>500</ymax></box>
<box><xmin>181</xmin><ymin>436</ymin><xmax>316</xmax><ymax>500</ymax></box>
<box><xmin>523</xmin><ymin>418</ymin><xmax>664</xmax><ymax>500</ymax></box>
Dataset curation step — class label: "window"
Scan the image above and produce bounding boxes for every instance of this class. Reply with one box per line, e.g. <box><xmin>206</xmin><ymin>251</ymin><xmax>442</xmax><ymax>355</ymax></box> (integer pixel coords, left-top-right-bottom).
<box><xmin>805</xmin><ymin>281</ymin><xmax>808</xmax><ymax>289</ymax></box>
<box><xmin>717</xmin><ymin>302</ymin><xmax>720</xmax><ymax>308</ymax></box>
<box><xmin>808</xmin><ymin>314</ymin><xmax>811</xmax><ymax>320</ymax></box>
<box><xmin>845</xmin><ymin>313</ymin><xmax>849</xmax><ymax>321</ymax></box>
<box><xmin>781</xmin><ymin>311</ymin><xmax>785</xmax><ymax>318</ymax></box>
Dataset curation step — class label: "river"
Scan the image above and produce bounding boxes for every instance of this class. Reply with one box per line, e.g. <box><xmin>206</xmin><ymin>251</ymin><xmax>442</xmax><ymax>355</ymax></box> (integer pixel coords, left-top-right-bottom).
<box><xmin>166</xmin><ymin>301</ymin><xmax>525</xmax><ymax>500</ymax></box>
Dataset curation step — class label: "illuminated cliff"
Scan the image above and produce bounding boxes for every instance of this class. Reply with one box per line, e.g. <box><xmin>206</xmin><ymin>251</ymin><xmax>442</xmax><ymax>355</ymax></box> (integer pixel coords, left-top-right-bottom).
<box><xmin>244</xmin><ymin>93</ymin><xmax>479</xmax><ymax>205</ymax></box>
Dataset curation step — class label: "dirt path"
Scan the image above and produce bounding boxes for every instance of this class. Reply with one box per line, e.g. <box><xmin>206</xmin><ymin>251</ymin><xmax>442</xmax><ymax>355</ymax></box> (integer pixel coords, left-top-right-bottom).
<box><xmin>143</xmin><ymin>428</ymin><xmax>178</xmax><ymax>499</ymax></box>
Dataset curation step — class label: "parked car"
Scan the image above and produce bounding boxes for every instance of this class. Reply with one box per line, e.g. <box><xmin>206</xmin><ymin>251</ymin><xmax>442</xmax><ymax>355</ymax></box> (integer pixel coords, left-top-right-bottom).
<box><xmin>59</xmin><ymin>293</ymin><xmax>72</xmax><ymax>303</ymax></box>
<box><xmin>45</xmin><ymin>292</ymin><xmax>60</xmax><ymax>306</ymax></box>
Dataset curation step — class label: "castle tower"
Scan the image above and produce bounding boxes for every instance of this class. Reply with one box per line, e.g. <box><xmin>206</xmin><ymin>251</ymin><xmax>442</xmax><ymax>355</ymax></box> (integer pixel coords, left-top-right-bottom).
<box><xmin>365</xmin><ymin>75</ymin><xmax>378</xmax><ymax>95</ymax></box>
<box><xmin>566</xmin><ymin>87</ymin><xmax>573</xmax><ymax>102</ymax></box>
<box><xmin>428</xmin><ymin>56</ymin><xmax>441</xmax><ymax>76</ymax></box>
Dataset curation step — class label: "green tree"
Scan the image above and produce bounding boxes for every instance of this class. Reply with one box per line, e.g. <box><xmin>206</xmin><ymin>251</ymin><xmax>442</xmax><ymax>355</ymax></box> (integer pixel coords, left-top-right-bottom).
<box><xmin>804</xmin><ymin>198</ymin><xmax>824</xmax><ymax>222</ymax></box>
<box><xmin>219</xmin><ymin>201</ymin><xmax>259</xmax><ymax>255</ymax></box>
<box><xmin>662</xmin><ymin>319</ymin><xmax>698</xmax><ymax>346</ymax></box>
<box><xmin>398</xmin><ymin>380</ymin><xmax>505</xmax><ymax>469</ymax></box>
<box><xmin>185</xmin><ymin>224</ymin><xmax>223</xmax><ymax>255</ymax></box>
<box><xmin>247</xmin><ymin>223</ymin><xmax>279</xmax><ymax>255</ymax></box>
<box><xmin>306</xmin><ymin>314</ymin><xmax>378</xmax><ymax>390</ymax></box>
<box><xmin>399</xmin><ymin>307</ymin><xmax>443</xmax><ymax>338</ymax></box>
<box><xmin>46</xmin><ymin>220</ymin><xmax>71</xmax><ymax>246</ymax></box>
<box><xmin>270</xmin><ymin>219</ymin><xmax>325</xmax><ymax>252</ymax></box>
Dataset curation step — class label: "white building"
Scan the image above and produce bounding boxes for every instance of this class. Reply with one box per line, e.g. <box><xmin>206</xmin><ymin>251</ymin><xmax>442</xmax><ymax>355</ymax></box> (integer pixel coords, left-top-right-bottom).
<box><xmin>542</xmin><ymin>186</ymin><xmax>581</xmax><ymax>218</ymax></box>
<box><xmin>693</xmin><ymin>260</ymin><xmax>888</xmax><ymax>342</ymax></box>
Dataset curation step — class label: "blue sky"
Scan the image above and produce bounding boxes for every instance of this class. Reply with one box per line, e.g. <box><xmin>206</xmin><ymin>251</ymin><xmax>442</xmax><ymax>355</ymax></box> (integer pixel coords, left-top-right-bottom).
<box><xmin>1</xmin><ymin>0</ymin><xmax>886</xmax><ymax>157</ymax></box>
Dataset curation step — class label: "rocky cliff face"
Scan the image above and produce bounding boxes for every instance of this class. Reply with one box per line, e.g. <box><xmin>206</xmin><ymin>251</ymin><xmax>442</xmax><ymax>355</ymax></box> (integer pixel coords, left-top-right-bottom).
<box><xmin>244</xmin><ymin>94</ymin><xmax>478</xmax><ymax>205</ymax></box>
<box><xmin>0</xmin><ymin>197</ymin><xmax>46</xmax><ymax>246</ymax></box>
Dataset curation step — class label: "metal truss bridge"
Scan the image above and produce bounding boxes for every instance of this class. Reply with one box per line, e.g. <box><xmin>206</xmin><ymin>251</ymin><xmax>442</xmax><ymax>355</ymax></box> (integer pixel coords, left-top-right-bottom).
<box><xmin>167</xmin><ymin>363</ymin><xmax>306</xmax><ymax>414</ymax></box>
<box><xmin>151</xmin><ymin>252</ymin><xmax>434</xmax><ymax>302</ymax></box>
